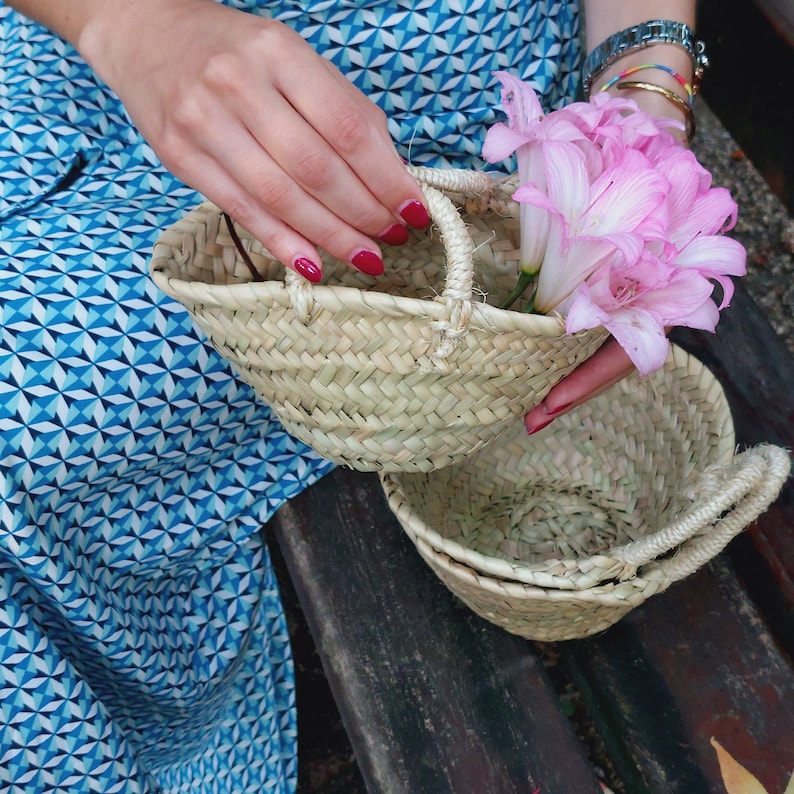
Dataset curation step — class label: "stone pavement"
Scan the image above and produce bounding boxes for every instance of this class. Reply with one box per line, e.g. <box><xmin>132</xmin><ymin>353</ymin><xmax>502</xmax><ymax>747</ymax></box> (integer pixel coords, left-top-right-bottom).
<box><xmin>694</xmin><ymin>103</ymin><xmax>794</xmax><ymax>354</ymax></box>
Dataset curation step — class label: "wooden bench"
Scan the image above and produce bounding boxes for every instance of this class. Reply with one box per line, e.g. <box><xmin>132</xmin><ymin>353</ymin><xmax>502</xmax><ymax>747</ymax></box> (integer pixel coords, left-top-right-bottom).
<box><xmin>265</xmin><ymin>103</ymin><xmax>794</xmax><ymax>791</ymax></box>
<box><xmin>268</xmin><ymin>284</ymin><xmax>793</xmax><ymax>794</ymax></box>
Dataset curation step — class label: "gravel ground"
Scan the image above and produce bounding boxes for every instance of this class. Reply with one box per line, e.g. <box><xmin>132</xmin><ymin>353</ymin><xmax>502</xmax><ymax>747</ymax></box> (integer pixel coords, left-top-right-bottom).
<box><xmin>693</xmin><ymin>103</ymin><xmax>794</xmax><ymax>353</ymax></box>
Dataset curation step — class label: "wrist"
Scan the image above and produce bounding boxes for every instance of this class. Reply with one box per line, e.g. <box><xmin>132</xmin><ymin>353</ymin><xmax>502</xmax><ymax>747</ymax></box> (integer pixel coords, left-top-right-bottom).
<box><xmin>592</xmin><ymin>46</ymin><xmax>693</xmax><ymax>142</ymax></box>
<box><xmin>582</xmin><ymin>18</ymin><xmax>707</xmax><ymax>99</ymax></box>
<box><xmin>590</xmin><ymin>45</ymin><xmax>694</xmax><ymax>98</ymax></box>
<box><xmin>77</xmin><ymin>0</ymin><xmax>211</xmax><ymax>87</ymax></box>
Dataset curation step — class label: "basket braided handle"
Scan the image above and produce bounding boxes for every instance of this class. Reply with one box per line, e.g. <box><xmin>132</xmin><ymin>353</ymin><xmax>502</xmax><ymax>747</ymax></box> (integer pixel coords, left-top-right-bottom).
<box><xmin>405</xmin><ymin>164</ymin><xmax>494</xmax><ymax>198</ymax></box>
<box><xmin>613</xmin><ymin>444</ymin><xmax>791</xmax><ymax>588</ymax></box>
<box><xmin>283</xmin><ymin>167</ymin><xmax>493</xmax><ymax>368</ymax></box>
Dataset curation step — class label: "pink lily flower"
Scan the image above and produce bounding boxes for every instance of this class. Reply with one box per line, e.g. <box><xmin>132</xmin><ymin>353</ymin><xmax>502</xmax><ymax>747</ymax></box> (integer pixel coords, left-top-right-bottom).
<box><xmin>513</xmin><ymin>146</ymin><xmax>670</xmax><ymax>314</ymax></box>
<box><xmin>566</xmin><ymin>255</ymin><xmax>716</xmax><ymax>374</ymax></box>
<box><xmin>482</xmin><ymin>73</ymin><xmax>745</xmax><ymax>375</ymax></box>
<box><xmin>658</xmin><ymin>147</ymin><xmax>746</xmax><ymax>306</ymax></box>
<box><xmin>482</xmin><ymin>71</ymin><xmax>588</xmax><ymax>275</ymax></box>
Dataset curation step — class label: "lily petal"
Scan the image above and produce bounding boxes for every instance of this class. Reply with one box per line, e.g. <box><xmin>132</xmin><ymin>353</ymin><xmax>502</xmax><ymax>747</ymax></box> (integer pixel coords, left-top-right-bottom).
<box><xmin>512</xmin><ymin>182</ymin><xmax>558</xmax><ymax>214</ymax></box>
<box><xmin>565</xmin><ymin>284</ymin><xmax>612</xmax><ymax>333</ymax></box>
<box><xmin>535</xmin><ymin>239</ymin><xmax>623</xmax><ymax>313</ymax></box>
<box><xmin>602</xmin><ymin>307</ymin><xmax>670</xmax><ymax>375</ymax></box>
<box><xmin>644</xmin><ymin>276</ymin><xmax>716</xmax><ymax>325</ymax></box>
<box><xmin>482</xmin><ymin>123</ymin><xmax>532</xmax><ymax>163</ymax></box>
<box><xmin>585</xmin><ymin>151</ymin><xmax>669</xmax><ymax>238</ymax></box>
<box><xmin>492</xmin><ymin>70</ymin><xmax>544</xmax><ymax>132</ymax></box>
<box><xmin>671</xmin><ymin>187</ymin><xmax>739</xmax><ymax>244</ymax></box>
<box><xmin>675</xmin><ymin>299</ymin><xmax>721</xmax><ymax>332</ymax></box>
<box><xmin>542</xmin><ymin>141</ymin><xmax>592</xmax><ymax>220</ymax></box>
<box><xmin>673</xmin><ymin>236</ymin><xmax>747</xmax><ymax>279</ymax></box>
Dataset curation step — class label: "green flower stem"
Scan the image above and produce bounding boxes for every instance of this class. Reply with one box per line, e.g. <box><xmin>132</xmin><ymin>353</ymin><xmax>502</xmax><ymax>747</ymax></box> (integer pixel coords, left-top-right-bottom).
<box><xmin>500</xmin><ymin>270</ymin><xmax>537</xmax><ymax>311</ymax></box>
<box><xmin>521</xmin><ymin>289</ymin><xmax>537</xmax><ymax>314</ymax></box>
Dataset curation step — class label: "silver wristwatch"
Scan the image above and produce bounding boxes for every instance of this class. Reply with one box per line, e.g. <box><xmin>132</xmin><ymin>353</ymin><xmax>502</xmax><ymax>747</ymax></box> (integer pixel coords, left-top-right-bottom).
<box><xmin>582</xmin><ymin>19</ymin><xmax>709</xmax><ymax>96</ymax></box>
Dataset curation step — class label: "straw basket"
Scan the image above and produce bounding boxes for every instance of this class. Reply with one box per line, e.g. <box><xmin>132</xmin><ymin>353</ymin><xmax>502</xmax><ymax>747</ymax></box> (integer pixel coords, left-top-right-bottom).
<box><xmin>150</xmin><ymin>166</ymin><xmax>607</xmax><ymax>472</ymax></box>
<box><xmin>380</xmin><ymin>346</ymin><xmax>791</xmax><ymax>641</ymax></box>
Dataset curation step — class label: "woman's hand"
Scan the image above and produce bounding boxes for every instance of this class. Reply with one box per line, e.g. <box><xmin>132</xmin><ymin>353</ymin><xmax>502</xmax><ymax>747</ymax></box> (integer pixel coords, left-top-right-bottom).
<box><xmin>524</xmin><ymin>338</ymin><xmax>636</xmax><ymax>434</ymax></box>
<box><xmin>74</xmin><ymin>0</ymin><xmax>428</xmax><ymax>279</ymax></box>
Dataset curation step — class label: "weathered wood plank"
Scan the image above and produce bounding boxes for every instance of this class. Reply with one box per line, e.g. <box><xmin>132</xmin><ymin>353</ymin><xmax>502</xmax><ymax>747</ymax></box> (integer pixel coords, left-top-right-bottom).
<box><xmin>672</xmin><ymin>283</ymin><xmax>794</xmax><ymax>656</ymax></box>
<box><xmin>270</xmin><ymin>468</ymin><xmax>602</xmax><ymax>794</ymax></box>
<box><xmin>557</xmin><ymin>287</ymin><xmax>794</xmax><ymax>793</ymax></box>
<box><xmin>562</xmin><ymin>556</ymin><xmax>794</xmax><ymax>794</ymax></box>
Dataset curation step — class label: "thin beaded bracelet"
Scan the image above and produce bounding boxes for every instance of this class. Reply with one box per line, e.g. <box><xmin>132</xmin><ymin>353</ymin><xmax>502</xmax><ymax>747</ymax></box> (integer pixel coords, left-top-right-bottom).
<box><xmin>599</xmin><ymin>63</ymin><xmax>694</xmax><ymax>104</ymax></box>
<box><xmin>582</xmin><ymin>20</ymin><xmax>709</xmax><ymax>97</ymax></box>
<box><xmin>615</xmin><ymin>80</ymin><xmax>696</xmax><ymax>142</ymax></box>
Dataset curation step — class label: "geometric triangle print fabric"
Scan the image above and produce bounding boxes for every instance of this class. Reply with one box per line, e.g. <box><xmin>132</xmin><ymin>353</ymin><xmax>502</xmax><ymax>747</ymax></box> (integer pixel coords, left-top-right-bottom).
<box><xmin>0</xmin><ymin>2</ymin><xmax>580</xmax><ymax>792</ymax></box>
<box><xmin>250</xmin><ymin>0</ymin><xmax>582</xmax><ymax>169</ymax></box>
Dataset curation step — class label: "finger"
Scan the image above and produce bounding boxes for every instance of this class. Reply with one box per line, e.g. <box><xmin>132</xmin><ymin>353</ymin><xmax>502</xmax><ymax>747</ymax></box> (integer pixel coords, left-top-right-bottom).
<box><xmin>266</xmin><ymin>48</ymin><xmax>430</xmax><ymax>228</ymax></box>
<box><xmin>164</xmin><ymin>95</ymin><xmax>389</xmax><ymax>276</ymax></box>
<box><xmin>524</xmin><ymin>338</ymin><xmax>637</xmax><ymax>434</ymax></box>
<box><xmin>215</xmin><ymin>131</ymin><xmax>389</xmax><ymax>275</ymax></box>
<box><xmin>163</xmin><ymin>140</ymin><xmax>339</xmax><ymax>281</ymax></box>
<box><xmin>182</xmin><ymin>19</ymin><xmax>428</xmax><ymax>238</ymax></box>
<box><xmin>248</xmin><ymin>91</ymin><xmax>412</xmax><ymax>243</ymax></box>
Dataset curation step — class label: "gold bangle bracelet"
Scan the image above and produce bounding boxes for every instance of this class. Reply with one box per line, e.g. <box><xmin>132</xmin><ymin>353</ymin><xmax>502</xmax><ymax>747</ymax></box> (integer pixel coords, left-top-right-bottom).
<box><xmin>615</xmin><ymin>80</ymin><xmax>696</xmax><ymax>142</ymax></box>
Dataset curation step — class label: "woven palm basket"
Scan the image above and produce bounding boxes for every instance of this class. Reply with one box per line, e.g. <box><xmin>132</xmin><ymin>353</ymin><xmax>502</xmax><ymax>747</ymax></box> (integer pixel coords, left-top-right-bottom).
<box><xmin>380</xmin><ymin>346</ymin><xmax>791</xmax><ymax>641</ymax></box>
<box><xmin>150</xmin><ymin>166</ymin><xmax>607</xmax><ymax>472</ymax></box>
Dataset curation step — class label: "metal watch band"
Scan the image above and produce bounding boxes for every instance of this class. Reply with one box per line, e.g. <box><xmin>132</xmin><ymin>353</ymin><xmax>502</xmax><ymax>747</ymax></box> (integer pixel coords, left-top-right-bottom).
<box><xmin>582</xmin><ymin>19</ymin><xmax>708</xmax><ymax>96</ymax></box>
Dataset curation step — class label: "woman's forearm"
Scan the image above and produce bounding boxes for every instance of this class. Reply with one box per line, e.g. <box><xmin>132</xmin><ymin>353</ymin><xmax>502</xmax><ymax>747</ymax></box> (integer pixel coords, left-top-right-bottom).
<box><xmin>581</xmin><ymin>0</ymin><xmax>700</xmax><ymax>139</ymax></box>
<box><xmin>5</xmin><ymin>0</ymin><xmax>428</xmax><ymax>283</ymax></box>
<box><xmin>3</xmin><ymin>0</ymin><xmax>212</xmax><ymax>85</ymax></box>
<box><xmin>4</xmin><ymin>0</ymin><xmax>97</xmax><ymax>46</ymax></box>
<box><xmin>582</xmin><ymin>0</ymin><xmax>695</xmax><ymax>50</ymax></box>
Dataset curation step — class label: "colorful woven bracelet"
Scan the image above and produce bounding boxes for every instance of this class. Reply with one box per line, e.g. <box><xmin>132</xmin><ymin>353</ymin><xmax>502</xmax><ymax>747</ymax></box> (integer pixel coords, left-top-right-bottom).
<box><xmin>582</xmin><ymin>19</ymin><xmax>709</xmax><ymax>97</ymax></box>
<box><xmin>599</xmin><ymin>63</ymin><xmax>694</xmax><ymax>103</ymax></box>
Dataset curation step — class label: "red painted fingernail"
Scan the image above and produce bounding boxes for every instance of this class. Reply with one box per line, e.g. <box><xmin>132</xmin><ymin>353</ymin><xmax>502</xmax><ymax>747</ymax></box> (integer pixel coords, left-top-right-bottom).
<box><xmin>294</xmin><ymin>257</ymin><xmax>322</xmax><ymax>283</ymax></box>
<box><xmin>547</xmin><ymin>401</ymin><xmax>573</xmax><ymax>418</ymax></box>
<box><xmin>525</xmin><ymin>414</ymin><xmax>555</xmax><ymax>435</ymax></box>
<box><xmin>398</xmin><ymin>199</ymin><xmax>431</xmax><ymax>229</ymax></box>
<box><xmin>378</xmin><ymin>222</ymin><xmax>409</xmax><ymax>246</ymax></box>
<box><xmin>351</xmin><ymin>249</ymin><xmax>384</xmax><ymax>276</ymax></box>
<box><xmin>524</xmin><ymin>402</ymin><xmax>572</xmax><ymax>435</ymax></box>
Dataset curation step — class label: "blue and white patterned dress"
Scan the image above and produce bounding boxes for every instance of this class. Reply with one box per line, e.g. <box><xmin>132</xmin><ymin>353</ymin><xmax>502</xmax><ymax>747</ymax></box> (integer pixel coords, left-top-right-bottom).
<box><xmin>0</xmin><ymin>1</ymin><xmax>580</xmax><ymax>791</ymax></box>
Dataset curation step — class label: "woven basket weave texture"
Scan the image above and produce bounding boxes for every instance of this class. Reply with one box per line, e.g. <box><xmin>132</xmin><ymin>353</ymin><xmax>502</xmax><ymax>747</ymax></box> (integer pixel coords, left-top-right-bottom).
<box><xmin>380</xmin><ymin>346</ymin><xmax>791</xmax><ymax>641</ymax></box>
<box><xmin>150</xmin><ymin>167</ymin><xmax>607</xmax><ymax>472</ymax></box>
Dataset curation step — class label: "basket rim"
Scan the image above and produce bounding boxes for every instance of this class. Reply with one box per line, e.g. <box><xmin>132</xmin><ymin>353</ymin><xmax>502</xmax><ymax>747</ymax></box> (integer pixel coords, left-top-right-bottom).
<box><xmin>150</xmin><ymin>256</ymin><xmax>575</xmax><ymax>337</ymax></box>
<box><xmin>380</xmin><ymin>344</ymin><xmax>737</xmax><ymax>590</ymax></box>
<box><xmin>148</xmin><ymin>167</ymin><xmax>571</xmax><ymax>338</ymax></box>
<box><xmin>416</xmin><ymin>537</ymin><xmax>660</xmax><ymax>606</ymax></box>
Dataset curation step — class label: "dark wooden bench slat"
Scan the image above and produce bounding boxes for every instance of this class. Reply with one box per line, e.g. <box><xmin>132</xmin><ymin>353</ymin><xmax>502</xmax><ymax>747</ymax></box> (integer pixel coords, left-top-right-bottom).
<box><xmin>270</xmin><ymin>468</ymin><xmax>602</xmax><ymax>794</ymax></box>
<box><xmin>270</xmin><ymin>279</ymin><xmax>793</xmax><ymax>793</ymax></box>
<box><xmin>672</xmin><ymin>283</ymin><xmax>794</xmax><ymax>658</ymax></box>
<box><xmin>562</xmin><ymin>556</ymin><xmax>794</xmax><ymax>794</ymax></box>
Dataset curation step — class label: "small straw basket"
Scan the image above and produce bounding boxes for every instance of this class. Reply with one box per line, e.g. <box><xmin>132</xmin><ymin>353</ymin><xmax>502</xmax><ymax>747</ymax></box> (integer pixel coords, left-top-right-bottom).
<box><xmin>150</xmin><ymin>166</ymin><xmax>607</xmax><ymax>472</ymax></box>
<box><xmin>380</xmin><ymin>346</ymin><xmax>791</xmax><ymax>641</ymax></box>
